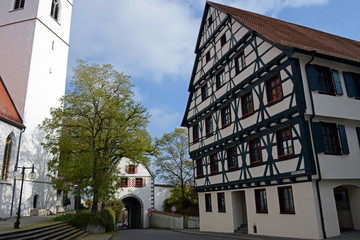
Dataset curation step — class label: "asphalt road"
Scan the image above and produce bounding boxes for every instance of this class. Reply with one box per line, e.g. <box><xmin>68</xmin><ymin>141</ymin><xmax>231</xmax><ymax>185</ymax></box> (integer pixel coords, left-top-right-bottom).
<box><xmin>112</xmin><ymin>229</ymin><xmax>232</xmax><ymax>240</ymax></box>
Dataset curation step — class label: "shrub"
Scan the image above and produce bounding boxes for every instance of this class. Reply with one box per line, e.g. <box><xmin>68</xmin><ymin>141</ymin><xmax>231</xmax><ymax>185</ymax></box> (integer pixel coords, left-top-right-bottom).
<box><xmin>99</xmin><ymin>208</ymin><xmax>116</xmax><ymax>231</ymax></box>
<box><xmin>106</xmin><ymin>200</ymin><xmax>124</xmax><ymax>222</ymax></box>
<box><xmin>53</xmin><ymin>213</ymin><xmax>74</xmax><ymax>221</ymax></box>
<box><xmin>68</xmin><ymin>211</ymin><xmax>104</xmax><ymax>230</ymax></box>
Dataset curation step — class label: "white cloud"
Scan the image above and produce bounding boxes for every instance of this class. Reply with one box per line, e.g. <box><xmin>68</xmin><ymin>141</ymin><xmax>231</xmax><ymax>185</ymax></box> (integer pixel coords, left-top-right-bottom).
<box><xmin>68</xmin><ymin>0</ymin><xmax>329</xmax><ymax>84</ymax></box>
<box><xmin>150</xmin><ymin>108</ymin><xmax>181</xmax><ymax>127</ymax></box>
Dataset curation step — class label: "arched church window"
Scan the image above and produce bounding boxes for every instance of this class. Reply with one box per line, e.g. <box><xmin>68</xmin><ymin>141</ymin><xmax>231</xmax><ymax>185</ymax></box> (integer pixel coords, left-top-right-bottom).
<box><xmin>1</xmin><ymin>134</ymin><xmax>13</xmax><ymax>181</ymax></box>
<box><xmin>50</xmin><ymin>0</ymin><xmax>60</xmax><ymax>21</ymax></box>
<box><xmin>14</xmin><ymin>0</ymin><xmax>25</xmax><ymax>10</ymax></box>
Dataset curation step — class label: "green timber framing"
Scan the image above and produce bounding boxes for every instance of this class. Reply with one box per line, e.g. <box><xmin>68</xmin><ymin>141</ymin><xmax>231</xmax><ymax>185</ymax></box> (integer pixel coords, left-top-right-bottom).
<box><xmin>181</xmin><ymin>2</ymin><xmax>317</xmax><ymax>192</ymax></box>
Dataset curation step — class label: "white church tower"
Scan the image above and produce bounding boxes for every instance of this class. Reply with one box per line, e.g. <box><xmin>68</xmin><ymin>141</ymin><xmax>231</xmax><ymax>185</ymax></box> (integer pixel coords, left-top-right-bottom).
<box><xmin>0</xmin><ymin>0</ymin><xmax>73</xmax><ymax>217</ymax></box>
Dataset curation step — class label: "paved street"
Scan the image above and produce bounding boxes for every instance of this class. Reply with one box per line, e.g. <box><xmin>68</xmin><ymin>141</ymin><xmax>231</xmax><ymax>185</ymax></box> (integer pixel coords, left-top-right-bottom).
<box><xmin>112</xmin><ymin>229</ymin><xmax>360</xmax><ymax>240</ymax></box>
<box><xmin>112</xmin><ymin>229</ymin><xmax>243</xmax><ymax>240</ymax></box>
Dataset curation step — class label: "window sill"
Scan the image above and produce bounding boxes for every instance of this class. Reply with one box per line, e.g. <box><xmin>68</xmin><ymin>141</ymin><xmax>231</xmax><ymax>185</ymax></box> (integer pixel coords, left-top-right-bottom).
<box><xmin>256</xmin><ymin>211</ymin><xmax>268</xmax><ymax>214</ymax></box>
<box><xmin>280</xmin><ymin>211</ymin><xmax>295</xmax><ymax>214</ymax></box>
<box><xmin>221</xmin><ymin>123</ymin><xmax>231</xmax><ymax>129</ymax></box>
<box><xmin>323</xmin><ymin>151</ymin><xmax>342</xmax><ymax>155</ymax></box>
<box><xmin>210</xmin><ymin>171</ymin><xmax>219</xmax><ymax>175</ymax></box>
<box><xmin>250</xmin><ymin>161</ymin><xmax>263</xmax><ymax>167</ymax></box>
<box><xmin>195</xmin><ymin>175</ymin><xmax>204</xmax><ymax>179</ymax></box>
<box><xmin>227</xmin><ymin>167</ymin><xmax>239</xmax><ymax>172</ymax></box>
<box><xmin>193</xmin><ymin>139</ymin><xmax>199</xmax><ymax>144</ymax></box>
<box><xmin>242</xmin><ymin>111</ymin><xmax>254</xmax><ymax>119</ymax></box>
<box><xmin>267</xmin><ymin>97</ymin><xmax>283</xmax><ymax>107</ymax></box>
<box><xmin>317</xmin><ymin>91</ymin><xmax>336</xmax><ymax>96</ymax></box>
<box><xmin>278</xmin><ymin>154</ymin><xmax>295</xmax><ymax>161</ymax></box>
<box><xmin>206</xmin><ymin>132</ymin><xmax>214</xmax><ymax>138</ymax></box>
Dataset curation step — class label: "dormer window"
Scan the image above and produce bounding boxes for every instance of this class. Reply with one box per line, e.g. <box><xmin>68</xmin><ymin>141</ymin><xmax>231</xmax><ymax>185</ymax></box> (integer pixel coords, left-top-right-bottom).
<box><xmin>14</xmin><ymin>0</ymin><xmax>25</xmax><ymax>10</ymax></box>
<box><xmin>51</xmin><ymin>0</ymin><xmax>60</xmax><ymax>21</ymax></box>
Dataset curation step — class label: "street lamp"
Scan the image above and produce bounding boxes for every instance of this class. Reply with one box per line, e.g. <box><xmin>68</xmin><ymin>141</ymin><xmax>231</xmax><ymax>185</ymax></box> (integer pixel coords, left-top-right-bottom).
<box><xmin>13</xmin><ymin>165</ymin><xmax>37</xmax><ymax>229</ymax></box>
<box><xmin>74</xmin><ymin>184</ymin><xmax>80</xmax><ymax>213</ymax></box>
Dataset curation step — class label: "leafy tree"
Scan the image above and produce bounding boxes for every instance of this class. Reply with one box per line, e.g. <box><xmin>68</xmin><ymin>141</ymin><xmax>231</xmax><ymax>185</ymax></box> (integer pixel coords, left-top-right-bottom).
<box><xmin>163</xmin><ymin>185</ymin><xmax>199</xmax><ymax>216</ymax></box>
<box><xmin>154</xmin><ymin>128</ymin><xmax>193</xmax><ymax>209</ymax></box>
<box><xmin>41</xmin><ymin>59</ymin><xmax>154</xmax><ymax>212</ymax></box>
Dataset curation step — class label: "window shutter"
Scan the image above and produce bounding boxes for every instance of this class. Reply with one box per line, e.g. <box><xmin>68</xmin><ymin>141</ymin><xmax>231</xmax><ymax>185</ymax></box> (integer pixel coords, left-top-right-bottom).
<box><xmin>356</xmin><ymin>127</ymin><xmax>360</xmax><ymax>147</ymax></box>
<box><xmin>343</xmin><ymin>72</ymin><xmax>355</xmax><ymax>97</ymax></box>
<box><xmin>312</xmin><ymin>122</ymin><xmax>324</xmax><ymax>153</ymax></box>
<box><xmin>306</xmin><ymin>64</ymin><xmax>319</xmax><ymax>90</ymax></box>
<box><xmin>338</xmin><ymin>125</ymin><xmax>349</xmax><ymax>154</ymax></box>
<box><xmin>332</xmin><ymin>70</ymin><xmax>343</xmax><ymax>95</ymax></box>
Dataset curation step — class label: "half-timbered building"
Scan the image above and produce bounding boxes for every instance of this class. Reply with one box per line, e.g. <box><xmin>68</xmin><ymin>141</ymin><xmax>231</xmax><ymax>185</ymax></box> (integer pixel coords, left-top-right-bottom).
<box><xmin>181</xmin><ymin>2</ymin><xmax>360</xmax><ymax>239</ymax></box>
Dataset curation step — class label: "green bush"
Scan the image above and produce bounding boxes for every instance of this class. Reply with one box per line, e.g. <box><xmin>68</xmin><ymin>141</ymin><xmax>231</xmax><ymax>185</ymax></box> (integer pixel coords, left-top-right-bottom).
<box><xmin>106</xmin><ymin>200</ymin><xmax>124</xmax><ymax>222</ymax></box>
<box><xmin>66</xmin><ymin>208</ymin><xmax>116</xmax><ymax>232</ymax></box>
<box><xmin>68</xmin><ymin>211</ymin><xmax>104</xmax><ymax>230</ymax></box>
<box><xmin>99</xmin><ymin>208</ymin><xmax>116</xmax><ymax>231</ymax></box>
<box><xmin>53</xmin><ymin>213</ymin><xmax>74</xmax><ymax>221</ymax></box>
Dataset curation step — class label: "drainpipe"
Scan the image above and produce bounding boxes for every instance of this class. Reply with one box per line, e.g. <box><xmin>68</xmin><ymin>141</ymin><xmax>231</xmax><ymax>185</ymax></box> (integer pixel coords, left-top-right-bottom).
<box><xmin>10</xmin><ymin>128</ymin><xmax>25</xmax><ymax>217</ymax></box>
<box><xmin>305</xmin><ymin>51</ymin><xmax>327</xmax><ymax>239</ymax></box>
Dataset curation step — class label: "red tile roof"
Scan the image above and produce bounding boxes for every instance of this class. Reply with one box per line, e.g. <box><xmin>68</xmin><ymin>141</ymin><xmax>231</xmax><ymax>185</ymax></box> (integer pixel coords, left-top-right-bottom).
<box><xmin>0</xmin><ymin>77</ymin><xmax>24</xmax><ymax>128</ymax></box>
<box><xmin>209</xmin><ymin>1</ymin><xmax>360</xmax><ymax>63</ymax></box>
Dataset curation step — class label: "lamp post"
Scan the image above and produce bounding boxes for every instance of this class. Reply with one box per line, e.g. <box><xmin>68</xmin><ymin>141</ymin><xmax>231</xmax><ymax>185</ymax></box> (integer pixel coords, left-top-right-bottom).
<box><xmin>74</xmin><ymin>184</ymin><xmax>80</xmax><ymax>213</ymax></box>
<box><xmin>13</xmin><ymin>165</ymin><xmax>37</xmax><ymax>229</ymax></box>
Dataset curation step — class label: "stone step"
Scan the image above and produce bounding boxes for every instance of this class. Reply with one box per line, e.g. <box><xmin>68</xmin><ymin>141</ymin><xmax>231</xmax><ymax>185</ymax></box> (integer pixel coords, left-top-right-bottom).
<box><xmin>0</xmin><ymin>222</ymin><xmax>88</xmax><ymax>240</ymax></box>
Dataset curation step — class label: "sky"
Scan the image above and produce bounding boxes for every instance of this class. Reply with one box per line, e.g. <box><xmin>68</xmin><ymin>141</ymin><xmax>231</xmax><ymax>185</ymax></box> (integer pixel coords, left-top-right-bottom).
<box><xmin>66</xmin><ymin>0</ymin><xmax>360</xmax><ymax>139</ymax></box>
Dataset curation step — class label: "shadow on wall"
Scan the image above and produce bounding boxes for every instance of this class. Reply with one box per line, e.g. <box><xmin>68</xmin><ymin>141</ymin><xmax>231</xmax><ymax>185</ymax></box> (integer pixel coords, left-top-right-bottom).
<box><xmin>12</xmin><ymin>127</ymin><xmax>61</xmax><ymax>216</ymax></box>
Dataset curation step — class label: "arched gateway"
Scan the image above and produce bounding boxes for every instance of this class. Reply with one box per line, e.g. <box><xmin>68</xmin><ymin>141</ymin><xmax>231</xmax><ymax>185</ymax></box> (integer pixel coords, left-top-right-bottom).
<box><xmin>120</xmin><ymin>194</ymin><xmax>144</xmax><ymax>229</ymax></box>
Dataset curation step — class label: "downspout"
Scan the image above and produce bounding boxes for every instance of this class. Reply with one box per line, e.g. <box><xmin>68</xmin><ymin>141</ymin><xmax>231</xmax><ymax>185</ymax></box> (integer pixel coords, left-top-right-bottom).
<box><xmin>305</xmin><ymin>51</ymin><xmax>327</xmax><ymax>239</ymax></box>
<box><xmin>10</xmin><ymin>127</ymin><xmax>25</xmax><ymax>217</ymax></box>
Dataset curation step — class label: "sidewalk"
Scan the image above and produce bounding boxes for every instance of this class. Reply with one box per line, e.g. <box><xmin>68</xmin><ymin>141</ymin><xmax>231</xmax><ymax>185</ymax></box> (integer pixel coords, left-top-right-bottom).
<box><xmin>0</xmin><ymin>215</ymin><xmax>113</xmax><ymax>240</ymax></box>
<box><xmin>176</xmin><ymin>229</ymin><xmax>360</xmax><ymax>240</ymax></box>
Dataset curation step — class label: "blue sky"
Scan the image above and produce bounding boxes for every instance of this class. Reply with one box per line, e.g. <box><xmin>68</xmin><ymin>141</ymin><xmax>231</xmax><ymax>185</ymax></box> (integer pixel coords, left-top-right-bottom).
<box><xmin>66</xmin><ymin>0</ymin><xmax>360</xmax><ymax>139</ymax></box>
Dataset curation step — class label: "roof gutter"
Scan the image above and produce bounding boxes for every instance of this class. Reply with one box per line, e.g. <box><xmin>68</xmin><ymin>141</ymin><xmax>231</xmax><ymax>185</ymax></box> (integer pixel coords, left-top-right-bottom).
<box><xmin>305</xmin><ymin>51</ymin><xmax>327</xmax><ymax>239</ymax></box>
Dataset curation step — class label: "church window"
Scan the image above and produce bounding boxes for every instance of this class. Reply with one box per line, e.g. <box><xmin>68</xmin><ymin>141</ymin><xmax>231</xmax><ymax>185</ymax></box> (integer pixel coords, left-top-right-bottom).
<box><xmin>14</xmin><ymin>0</ymin><xmax>25</xmax><ymax>9</ymax></box>
<box><xmin>51</xmin><ymin>0</ymin><xmax>60</xmax><ymax>21</ymax></box>
<box><xmin>1</xmin><ymin>135</ymin><xmax>13</xmax><ymax>181</ymax></box>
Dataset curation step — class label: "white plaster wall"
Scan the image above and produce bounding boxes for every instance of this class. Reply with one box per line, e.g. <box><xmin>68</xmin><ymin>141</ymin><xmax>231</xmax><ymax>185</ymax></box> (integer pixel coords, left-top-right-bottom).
<box><xmin>247</xmin><ymin>182</ymin><xmax>322</xmax><ymax>239</ymax></box>
<box><xmin>0</xmin><ymin>0</ymin><xmax>72</xmax><ymax>218</ymax></box>
<box><xmin>310</xmin><ymin>117</ymin><xmax>360</xmax><ymax>179</ymax></box>
<box><xmin>199</xmin><ymin>191</ymin><xmax>235</xmax><ymax>233</ymax></box>
<box><xmin>154</xmin><ymin>185</ymin><xmax>171</xmax><ymax>211</ymax></box>
<box><xmin>0</xmin><ymin>121</ymin><xmax>21</xmax><ymax>218</ymax></box>
<box><xmin>318</xmin><ymin>179</ymin><xmax>360</xmax><ymax>238</ymax></box>
<box><xmin>149</xmin><ymin>212</ymin><xmax>183</xmax><ymax>230</ymax></box>
<box><xmin>296</xmin><ymin>53</ymin><xmax>360</xmax><ymax>121</ymax></box>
